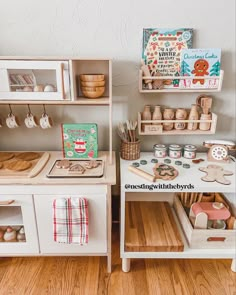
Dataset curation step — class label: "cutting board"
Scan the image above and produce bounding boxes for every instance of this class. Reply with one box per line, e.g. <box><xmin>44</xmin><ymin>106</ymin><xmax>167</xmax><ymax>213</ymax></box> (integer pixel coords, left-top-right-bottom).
<box><xmin>0</xmin><ymin>152</ymin><xmax>50</xmax><ymax>178</ymax></box>
<box><xmin>125</xmin><ymin>201</ymin><xmax>184</xmax><ymax>252</ymax></box>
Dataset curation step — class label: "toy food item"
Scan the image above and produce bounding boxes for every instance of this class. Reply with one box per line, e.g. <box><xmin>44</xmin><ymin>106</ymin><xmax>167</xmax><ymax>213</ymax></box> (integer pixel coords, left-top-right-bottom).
<box><xmin>3</xmin><ymin>227</ymin><xmax>16</xmax><ymax>242</ymax></box>
<box><xmin>0</xmin><ymin>152</ymin><xmax>15</xmax><ymax>162</ymax></box>
<box><xmin>56</xmin><ymin>160</ymin><xmax>71</xmax><ymax>169</ymax></box>
<box><xmin>0</xmin><ymin>229</ymin><xmax>4</xmax><ymax>241</ymax></box>
<box><xmin>153</xmin><ymin>163</ymin><xmax>178</xmax><ymax>180</ymax></box>
<box><xmin>17</xmin><ymin>227</ymin><xmax>26</xmax><ymax>242</ymax></box>
<box><xmin>84</xmin><ymin>160</ymin><xmax>100</xmax><ymax>169</ymax></box>
<box><xmin>68</xmin><ymin>164</ymin><xmax>85</xmax><ymax>174</ymax></box>
<box><xmin>199</xmin><ymin>165</ymin><xmax>233</xmax><ymax>185</ymax></box>
<box><xmin>15</xmin><ymin>152</ymin><xmax>40</xmax><ymax>161</ymax></box>
<box><xmin>5</xmin><ymin>160</ymin><xmax>32</xmax><ymax>171</ymax></box>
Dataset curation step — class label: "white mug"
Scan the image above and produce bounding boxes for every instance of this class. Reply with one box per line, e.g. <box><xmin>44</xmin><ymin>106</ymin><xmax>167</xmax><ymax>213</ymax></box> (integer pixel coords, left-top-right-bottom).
<box><xmin>40</xmin><ymin>113</ymin><xmax>53</xmax><ymax>129</ymax></box>
<box><xmin>24</xmin><ymin>112</ymin><xmax>39</xmax><ymax>128</ymax></box>
<box><xmin>6</xmin><ymin>113</ymin><xmax>20</xmax><ymax>129</ymax></box>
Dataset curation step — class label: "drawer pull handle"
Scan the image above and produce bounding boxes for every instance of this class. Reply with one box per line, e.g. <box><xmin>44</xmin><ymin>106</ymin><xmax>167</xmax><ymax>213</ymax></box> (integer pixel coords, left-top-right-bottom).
<box><xmin>207</xmin><ymin>237</ymin><xmax>226</xmax><ymax>242</ymax></box>
<box><xmin>0</xmin><ymin>200</ymin><xmax>15</xmax><ymax>205</ymax></box>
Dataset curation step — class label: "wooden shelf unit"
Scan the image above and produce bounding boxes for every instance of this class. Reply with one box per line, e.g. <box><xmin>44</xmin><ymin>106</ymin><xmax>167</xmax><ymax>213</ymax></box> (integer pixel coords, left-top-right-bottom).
<box><xmin>139</xmin><ymin>70</ymin><xmax>224</xmax><ymax>93</ymax></box>
<box><xmin>0</xmin><ymin>57</ymin><xmax>113</xmax><ymax>163</ymax></box>
<box><xmin>138</xmin><ymin>112</ymin><xmax>217</xmax><ymax>135</ymax></box>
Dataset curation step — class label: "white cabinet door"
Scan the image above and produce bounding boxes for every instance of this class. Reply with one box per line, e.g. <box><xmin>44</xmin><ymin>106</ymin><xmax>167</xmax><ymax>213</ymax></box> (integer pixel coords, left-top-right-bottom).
<box><xmin>0</xmin><ymin>195</ymin><xmax>39</xmax><ymax>254</ymax></box>
<box><xmin>0</xmin><ymin>60</ymin><xmax>71</xmax><ymax>100</ymax></box>
<box><xmin>34</xmin><ymin>193</ymin><xmax>107</xmax><ymax>254</ymax></box>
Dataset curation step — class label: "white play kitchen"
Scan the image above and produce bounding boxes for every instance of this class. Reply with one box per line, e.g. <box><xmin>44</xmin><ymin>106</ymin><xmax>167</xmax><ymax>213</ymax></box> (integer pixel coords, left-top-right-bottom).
<box><xmin>0</xmin><ymin>57</ymin><xmax>116</xmax><ymax>272</ymax></box>
<box><xmin>118</xmin><ymin>28</ymin><xmax>236</xmax><ymax>273</ymax></box>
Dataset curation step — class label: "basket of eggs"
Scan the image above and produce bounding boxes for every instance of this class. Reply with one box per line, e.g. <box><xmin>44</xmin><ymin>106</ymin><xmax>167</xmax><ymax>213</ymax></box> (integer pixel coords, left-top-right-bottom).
<box><xmin>80</xmin><ymin>74</ymin><xmax>105</xmax><ymax>98</ymax></box>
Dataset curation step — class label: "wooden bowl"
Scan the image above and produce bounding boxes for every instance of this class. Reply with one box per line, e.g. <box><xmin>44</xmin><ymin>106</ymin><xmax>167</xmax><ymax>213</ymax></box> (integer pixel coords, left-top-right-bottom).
<box><xmin>81</xmin><ymin>86</ymin><xmax>105</xmax><ymax>92</ymax></box>
<box><xmin>82</xmin><ymin>88</ymin><xmax>105</xmax><ymax>99</ymax></box>
<box><xmin>80</xmin><ymin>74</ymin><xmax>105</xmax><ymax>82</ymax></box>
<box><xmin>80</xmin><ymin>80</ymin><xmax>105</xmax><ymax>87</ymax></box>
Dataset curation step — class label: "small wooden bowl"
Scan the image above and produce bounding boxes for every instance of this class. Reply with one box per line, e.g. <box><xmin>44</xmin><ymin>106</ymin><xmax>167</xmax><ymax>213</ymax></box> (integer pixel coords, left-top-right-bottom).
<box><xmin>82</xmin><ymin>88</ymin><xmax>105</xmax><ymax>98</ymax></box>
<box><xmin>80</xmin><ymin>74</ymin><xmax>105</xmax><ymax>82</ymax></box>
<box><xmin>80</xmin><ymin>80</ymin><xmax>105</xmax><ymax>87</ymax></box>
<box><xmin>81</xmin><ymin>86</ymin><xmax>105</xmax><ymax>92</ymax></box>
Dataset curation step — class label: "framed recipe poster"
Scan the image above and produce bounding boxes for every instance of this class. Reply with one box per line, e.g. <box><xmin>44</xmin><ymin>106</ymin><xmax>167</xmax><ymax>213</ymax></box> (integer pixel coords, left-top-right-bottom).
<box><xmin>61</xmin><ymin>123</ymin><xmax>98</xmax><ymax>159</ymax></box>
<box><xmin>142</xmin><ymin>28</ymin><xmax>193</xmax><ymax>88</ymax></box>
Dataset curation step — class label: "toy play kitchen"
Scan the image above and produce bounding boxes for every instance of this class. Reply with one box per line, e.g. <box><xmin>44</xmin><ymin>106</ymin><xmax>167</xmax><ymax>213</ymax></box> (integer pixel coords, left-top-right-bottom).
<box><xmin>0</xmin><ymin>56</ymin><xmax>116</xmax><ymax>273</ymax></box>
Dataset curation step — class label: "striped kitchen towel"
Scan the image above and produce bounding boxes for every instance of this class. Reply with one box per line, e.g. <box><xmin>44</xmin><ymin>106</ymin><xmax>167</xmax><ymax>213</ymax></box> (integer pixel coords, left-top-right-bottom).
<box><xmin>53</xmin><ymin>197</ymin><xmax>89</xmax><ymax>244</ymax></box>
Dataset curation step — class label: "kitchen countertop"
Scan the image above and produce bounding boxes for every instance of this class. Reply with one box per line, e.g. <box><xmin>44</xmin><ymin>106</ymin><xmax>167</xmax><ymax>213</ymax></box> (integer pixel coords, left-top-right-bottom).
<box><xmin>0</xmin><ymin>151</ymin><xmax>116</xmax><ymax>185</ymax></box>
<box><xmin>120</xmin><ymin>153</ymin><xmax>236</xmax><ymax>193</ymax></box>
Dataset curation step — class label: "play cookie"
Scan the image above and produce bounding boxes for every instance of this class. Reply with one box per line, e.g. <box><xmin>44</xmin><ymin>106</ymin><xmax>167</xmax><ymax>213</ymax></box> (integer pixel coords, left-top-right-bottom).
<box><xmin>15</xmin><ymin>152</ymin><xmax>40</xmax><ymax>161</ymax></box>
<box><xmin>153</xmin><ymin>163</ymin><xmax>178</xmax><ymax>181</ymax></box>
<box><xmin>0</xmin><ymin>152</ymin><xmax>15</xmax><ymax>162</ymax></box>
<box><xmin>84</xmin><ymin>160</ymin><xmax>100</xmax><ymax>169</ymax></box>
<box><xmin>68</xmin><ymin>164</ymin><xmax>85</xmax><ymax>174</ymax></box>
<box><xmin>5</xmin><ymin>160</ymin><xmax>32</xmax><ymax>171</ymax></box>
<box><xmin>56</xmin><ymin>160</ymin><xmax>71</xmax><ymax>169</ymax></box>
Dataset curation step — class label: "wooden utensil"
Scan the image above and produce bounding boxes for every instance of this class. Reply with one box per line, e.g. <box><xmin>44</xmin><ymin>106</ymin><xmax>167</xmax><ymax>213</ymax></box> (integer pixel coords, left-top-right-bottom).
<box><xmin>196</xmin><ymin>95</ymin><xmax>213</xmax><ymax>114</ymax></box>
<box><xmin>128</xmin><ymin>166</ymin><xmax>156</xmax><ymax>182</ymax></box>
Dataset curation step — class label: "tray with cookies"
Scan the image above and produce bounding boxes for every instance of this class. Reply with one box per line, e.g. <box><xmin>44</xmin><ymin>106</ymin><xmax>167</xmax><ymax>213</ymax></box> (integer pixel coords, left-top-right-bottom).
<box><xmin>46</xmin><ymin>159</ymin><xmax>104</xmax><ymax>178</ymax></box>
<box><xmin>0</xmin><ymin>152</ymin><xmax>50</xmax><ymax>178</ymax></box>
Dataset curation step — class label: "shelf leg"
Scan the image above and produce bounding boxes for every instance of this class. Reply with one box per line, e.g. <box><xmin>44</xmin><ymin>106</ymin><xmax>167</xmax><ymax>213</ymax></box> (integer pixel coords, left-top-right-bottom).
<box><xmin>231</xmin><ymin>259</ymin><xmax>236</xmax><ymax>272</ymax></box>
<box><xmin>122</xmin><ymin>258</ymin><xmax>131</xmax><ymax>272</ymax></box>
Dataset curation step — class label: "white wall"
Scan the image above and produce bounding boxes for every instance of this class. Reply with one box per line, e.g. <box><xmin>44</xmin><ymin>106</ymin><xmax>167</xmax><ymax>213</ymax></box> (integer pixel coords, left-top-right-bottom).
<box><xmin>0</xmin><ymin>0</ymin><xmax>235</xmax><ymax>152</ymax></box>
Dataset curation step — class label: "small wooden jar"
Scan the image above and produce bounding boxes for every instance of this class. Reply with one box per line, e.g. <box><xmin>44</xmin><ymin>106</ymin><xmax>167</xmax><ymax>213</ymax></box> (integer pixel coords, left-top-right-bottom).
<box><xmin>175</xmin><ymin>108</ymin><xmax>187</xmax><ymax>130</ymax></box>
<box><xmin>199</xmin><ymin>113</ymin><xmax>212</xmax><ymax>131</ymax></box>
<box><xmin>163</xmin><ymin>108</ymin><xmax>175</xmax><ymax>131</ymax></box>
<box><xmin>120</xmin><ymin>140</ymin><xmax>140</xmax><ymax>160</ymax></box>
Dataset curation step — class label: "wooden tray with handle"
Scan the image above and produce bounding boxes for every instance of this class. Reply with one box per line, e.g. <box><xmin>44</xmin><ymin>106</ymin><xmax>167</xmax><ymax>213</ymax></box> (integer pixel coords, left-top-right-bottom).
<box><xmin>0</xmin><ymin>152</ymin><xmax>50</xmax><ymax>178</ymax></box>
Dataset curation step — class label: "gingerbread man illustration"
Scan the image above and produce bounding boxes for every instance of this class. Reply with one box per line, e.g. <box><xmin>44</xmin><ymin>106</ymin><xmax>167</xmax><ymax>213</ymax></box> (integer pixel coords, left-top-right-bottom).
<box><xmin>192</xmin><ymin>59</ymin><xmax>209</xmax><ymax>85</ymax></box>
<box><xmin>199</xmin><ymin>165</ymin><xmax>233</xmax><ymax>185</ymax></box>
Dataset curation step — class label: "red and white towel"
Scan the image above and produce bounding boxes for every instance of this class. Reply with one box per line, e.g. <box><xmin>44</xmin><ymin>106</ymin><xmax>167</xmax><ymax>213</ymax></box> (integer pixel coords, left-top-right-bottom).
<box><xmin>53</xmin><ymin>197</ymin><xmax>88</xmax><ymax>244</ymax></box>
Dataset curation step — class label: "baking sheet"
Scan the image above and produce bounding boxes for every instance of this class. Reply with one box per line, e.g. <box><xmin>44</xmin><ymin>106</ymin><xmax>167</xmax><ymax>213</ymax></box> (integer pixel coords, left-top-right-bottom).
<box><xmin>46</xmin><ymin>159</ymin><xmax>104</xmax><ymax>178</ymax></box>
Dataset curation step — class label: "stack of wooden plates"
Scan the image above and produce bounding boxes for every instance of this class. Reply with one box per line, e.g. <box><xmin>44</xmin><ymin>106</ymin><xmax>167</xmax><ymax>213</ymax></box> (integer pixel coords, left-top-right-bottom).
<box><xmin>80</xmin><ymin>74</ymin><xmax>105</xmax><ymax>98</ymax></box>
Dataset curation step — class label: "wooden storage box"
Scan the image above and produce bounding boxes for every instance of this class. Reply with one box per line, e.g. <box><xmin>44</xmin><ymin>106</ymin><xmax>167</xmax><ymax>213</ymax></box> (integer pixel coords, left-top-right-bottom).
<box><xmin>173</xmin><ymin>194</ymin><xmax>236</xmax><ymax>249</ymax></box>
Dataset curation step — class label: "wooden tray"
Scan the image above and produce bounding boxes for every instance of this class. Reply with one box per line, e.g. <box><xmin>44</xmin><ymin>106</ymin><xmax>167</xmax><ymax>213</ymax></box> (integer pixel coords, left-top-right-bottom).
<box><xmin>125</xmin><ymin>201</ymin><xmax>184</xmax><ymax>252</ymax></box>
<box><xmin>174</xmin><ymin>194</ymin><xmax>236</xmax><ymax>249</ymax></box>
<box><xmin>0</xmin><ymin>152</ymin><xmax>50</xmax><ymax>178</ymax></box>
<box><xmin>46</xmin><ymin>159</ymin><xmax>104</xmax><ymax>178</ymax></box>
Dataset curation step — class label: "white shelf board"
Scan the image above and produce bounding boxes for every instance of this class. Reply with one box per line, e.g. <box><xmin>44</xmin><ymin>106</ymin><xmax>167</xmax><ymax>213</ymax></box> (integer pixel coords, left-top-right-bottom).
<box><xmin>0</xmin><ymin>206</ymin><xmax>23</xmax><ymax>226</ymax></box>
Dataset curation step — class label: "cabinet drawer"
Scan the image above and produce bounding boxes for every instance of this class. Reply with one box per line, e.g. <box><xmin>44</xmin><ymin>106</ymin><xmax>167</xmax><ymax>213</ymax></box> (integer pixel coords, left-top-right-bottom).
<box><xmin>34</xmin><ymin>194</ymin><xmax>107</xmax><ymax>254</ymax></box>
<box><xmin>0</xmin><ymin>195</ymin><xmax>39</xmax><ymax>254</ymax></box>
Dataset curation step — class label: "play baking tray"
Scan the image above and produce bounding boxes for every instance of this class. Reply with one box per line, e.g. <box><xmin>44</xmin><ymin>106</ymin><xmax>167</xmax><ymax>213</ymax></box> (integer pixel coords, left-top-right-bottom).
<box><xmin>46</xmin><ymin>159</ymin><xmax>104</xmax><ymax>178</ymax></box>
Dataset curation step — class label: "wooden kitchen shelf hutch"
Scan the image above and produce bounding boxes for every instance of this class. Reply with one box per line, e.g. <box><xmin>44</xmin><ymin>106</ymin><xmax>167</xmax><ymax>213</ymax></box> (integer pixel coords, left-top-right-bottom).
<box><xmin>0</xmin><ymin>57</ymin><xmax>115</xmax><ymax>272</ymax></box>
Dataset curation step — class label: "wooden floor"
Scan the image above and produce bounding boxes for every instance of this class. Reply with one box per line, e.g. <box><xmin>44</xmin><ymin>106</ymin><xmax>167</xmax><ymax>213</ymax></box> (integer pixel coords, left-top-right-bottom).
<box><xmin>0</xmin><ymin>224</ymin><xmax>235</xmax><ymax>295</ymax></box>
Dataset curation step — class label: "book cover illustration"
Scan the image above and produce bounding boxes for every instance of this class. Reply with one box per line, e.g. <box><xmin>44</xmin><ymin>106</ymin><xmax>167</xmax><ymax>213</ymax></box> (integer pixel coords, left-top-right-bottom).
<box><xmin>61</xmin><ymin>123</ymin><xmax>98</xmax><ymax>159</ymax></box>
<box><xmin>142</xmin><ymin>28</ymin><xmax>193</xmax><ymax>88</ymax></box>
<box><xmin>180</xmin><ymin>48</ymin><xmax>221</xmax><ymax>89</ymax></box>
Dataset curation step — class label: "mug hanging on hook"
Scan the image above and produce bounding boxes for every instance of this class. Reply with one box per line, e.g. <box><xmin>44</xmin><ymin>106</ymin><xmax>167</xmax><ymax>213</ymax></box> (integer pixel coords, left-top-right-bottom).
<box><xmin>24</xmin><ymin>104</ymin><xmax>39</xmax><ymax>128</ymax></box>
<box><xmin>6</xmin><ymin>104</ymin><xmax>20</xmax><ymax>128</ymax></box>
<box><xmin>39</xmin><ymin>104</ymin><xmax>53</xmax><ymax>129</ymax></box>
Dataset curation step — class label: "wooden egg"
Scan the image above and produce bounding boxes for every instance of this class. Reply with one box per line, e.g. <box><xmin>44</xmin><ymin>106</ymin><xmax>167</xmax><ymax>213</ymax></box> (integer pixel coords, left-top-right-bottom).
<box><xmin>17</xmin><ymin>227</ymin><xmax>26</xmax><ymax>242</ymax></box>
<box><xmin>0</xmin><ymin>229</ymin><xmax>4</xmax><ymax>241</ymax></box>
<box><xmin>3</xmin><ymin>226</ymin><xmax>16</xmax><ymax>242</ymax></box>
<box><xmin>34</xmin><ymin>85</ymin><xmax>44</xmax><ymax>92</ymax></box>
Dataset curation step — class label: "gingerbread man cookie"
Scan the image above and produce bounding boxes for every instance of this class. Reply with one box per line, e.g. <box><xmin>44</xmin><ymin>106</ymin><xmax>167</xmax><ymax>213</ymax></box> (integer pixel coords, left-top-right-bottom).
<box><xmin>153</xmin><ymin>163</ymin><xmax>178</xmax><ymax>180</ymax></box>
<box><xmin>199</xmin><ymin>165</ymin><xmax>233</xmax><ymax>185</ymax></box>
<box><xmin>192</xmin><ymin>59</ymin><xmax>209</xmax><ymax>85</ymax></box>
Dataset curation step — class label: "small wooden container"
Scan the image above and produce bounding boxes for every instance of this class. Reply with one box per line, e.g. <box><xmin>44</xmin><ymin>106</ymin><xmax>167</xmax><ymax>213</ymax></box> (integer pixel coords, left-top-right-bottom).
<box><xmin>120</xmin><ymin>140</ymin><xmax>140</xmax><ymax>160</ymax></box>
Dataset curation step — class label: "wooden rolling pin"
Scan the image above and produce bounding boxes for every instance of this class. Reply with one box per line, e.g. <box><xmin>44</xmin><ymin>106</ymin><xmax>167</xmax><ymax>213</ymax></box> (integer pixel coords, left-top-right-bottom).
<box><xmin>128</xmin><ymin>166</ymin><xmax>156</xmax><ymax>182</ymax></box>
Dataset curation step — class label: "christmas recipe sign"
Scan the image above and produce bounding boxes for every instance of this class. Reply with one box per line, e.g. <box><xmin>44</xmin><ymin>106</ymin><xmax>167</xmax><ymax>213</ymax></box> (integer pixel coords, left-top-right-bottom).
<box><xmin>61</xmin><ymin>123</ymin><xmax>98</xmax><ymax>159</ymax></box>
<box><xmin>180</xmin><ymin>48</ymin><xmax>221</xmax><ymax>89</ymax></box>
<box><xmin>142</xmin><ymin>28</ymin><xmax>193</xmax><ymax>88</ymax></box>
